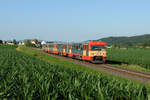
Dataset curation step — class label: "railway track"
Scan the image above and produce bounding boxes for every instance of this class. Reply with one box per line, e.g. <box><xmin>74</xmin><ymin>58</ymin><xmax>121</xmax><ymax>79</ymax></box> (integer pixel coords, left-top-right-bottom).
<box><xmin>31</xmin><ymin>48</ymin><xmax>150</xmax><ymax>84</ymax></box>
<box><xmin>102</xmin><ymin>64</ymin><xmax>150</xmax><ymax>79</ymax></box>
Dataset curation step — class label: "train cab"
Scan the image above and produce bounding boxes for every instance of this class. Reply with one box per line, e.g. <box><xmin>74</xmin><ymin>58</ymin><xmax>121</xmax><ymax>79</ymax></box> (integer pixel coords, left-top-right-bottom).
<box><xmin>89</xmin><ymin>41</ymin><xmax>107</xmax><ymax>63</ymax></box>
<box><xmin>82</xmin><ymin>41</ymin><xmax>107</xmax><ymax>63</ymax></box>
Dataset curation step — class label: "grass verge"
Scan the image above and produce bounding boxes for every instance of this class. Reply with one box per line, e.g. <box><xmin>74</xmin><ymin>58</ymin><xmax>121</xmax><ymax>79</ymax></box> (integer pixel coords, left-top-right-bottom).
<box><xmin>111</xmin><ymin>64</ymin><xmax>150</xmax><ymax>73</ymax></box>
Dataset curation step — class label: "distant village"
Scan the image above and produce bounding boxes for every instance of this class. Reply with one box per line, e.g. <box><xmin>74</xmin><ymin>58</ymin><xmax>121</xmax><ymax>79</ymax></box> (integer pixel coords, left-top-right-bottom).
<box><xmin>1</xmin><ymin>38</ymin><xmax>149</xmax><ymax>49</ymax></box>
<box><xmin>0</xmin><ymin>39</ymin><xmax>46</xmax><ymax>47</ymax></box>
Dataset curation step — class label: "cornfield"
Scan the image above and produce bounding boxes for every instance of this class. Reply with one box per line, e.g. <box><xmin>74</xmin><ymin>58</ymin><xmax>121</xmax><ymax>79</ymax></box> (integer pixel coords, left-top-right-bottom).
<box><xmin>0</xmin><ymin>45</ymin><xmax>148</xmax><ymax>100</ymax></box>
<box><xmin>107</xmin><ymin>48</ymin><xmax>150</xmax><ymax>69</ymax></box>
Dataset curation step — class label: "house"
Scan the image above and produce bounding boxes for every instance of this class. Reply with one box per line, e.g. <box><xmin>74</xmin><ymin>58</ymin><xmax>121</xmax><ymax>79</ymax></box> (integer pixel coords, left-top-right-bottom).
<box><xmin>41</xmin><ymin>41</ymin><xmax>46</xmax><ymax>45</ymax></box>
<box><xmin>30</xmin><ymin>40</ymin><xmax>38</xmax><ymax>44</ymax></box>
<box><xmin>7</xmin><ymin>42</ymin><xmax>14</xmax><ymax>45</ymax></box>
<box><xmin>19</xmin><ymin>42</ymin><xmax>25</xmax><ymax>45</ymax></box>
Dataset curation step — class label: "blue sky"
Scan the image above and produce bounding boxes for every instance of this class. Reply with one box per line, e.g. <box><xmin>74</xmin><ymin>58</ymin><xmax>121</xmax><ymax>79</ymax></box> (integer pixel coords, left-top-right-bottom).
<box><xmin>0</xmin><ymin>0</ymin><xmax>150</xmax><ymax>42</ymax></box>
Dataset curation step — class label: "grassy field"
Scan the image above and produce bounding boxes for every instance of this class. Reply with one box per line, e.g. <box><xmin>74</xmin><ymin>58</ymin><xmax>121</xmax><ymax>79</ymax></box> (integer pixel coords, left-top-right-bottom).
<box><xmin>0</xmin><ymin>45</ymin><xmax>149</xmax><ymax>99</ymax></box>
<box><xmin>107</xmin><ymin>48</ymin><xmax>150</xmax><ymax>72</ymax></box>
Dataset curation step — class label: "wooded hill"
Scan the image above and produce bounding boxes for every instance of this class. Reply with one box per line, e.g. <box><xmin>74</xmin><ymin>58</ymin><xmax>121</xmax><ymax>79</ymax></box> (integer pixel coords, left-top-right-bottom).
<box><xmin>99</xmin><ymin>34</ymin><xmax>150</xmax><ymax>46</ymax></box>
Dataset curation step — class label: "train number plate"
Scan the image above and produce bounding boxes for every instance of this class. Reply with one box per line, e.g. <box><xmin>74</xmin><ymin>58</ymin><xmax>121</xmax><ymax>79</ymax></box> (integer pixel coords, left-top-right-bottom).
<box><xmin>95</xmin><ymin>52</ymin><xmax>101</xmax><ymax>55</ymax></box>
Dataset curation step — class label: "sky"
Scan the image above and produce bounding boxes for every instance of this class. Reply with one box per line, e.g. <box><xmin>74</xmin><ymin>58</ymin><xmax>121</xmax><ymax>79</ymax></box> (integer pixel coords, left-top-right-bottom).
<box><xmin>0</xmin><ymin>0</ymin><xmax>150</xmax><ymax>42</ymax></box>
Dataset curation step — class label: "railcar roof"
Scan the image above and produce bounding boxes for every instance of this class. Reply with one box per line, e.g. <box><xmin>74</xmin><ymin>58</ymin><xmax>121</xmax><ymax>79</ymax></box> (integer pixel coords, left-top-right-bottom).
<box><xmin>46</xmin><ymin>41</ymin><xmax>106</xmax><ymax>45</ymax></box>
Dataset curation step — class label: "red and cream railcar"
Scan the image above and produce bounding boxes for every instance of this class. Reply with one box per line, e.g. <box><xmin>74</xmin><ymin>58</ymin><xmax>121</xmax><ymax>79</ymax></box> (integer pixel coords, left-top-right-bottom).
<box><xmin>69</xmin><ymin>41</ymin><xmax>107</xmax><ymax>63</ymax></box>
<box><xmin>57</xmin><ymin>44</ymin><xmax>69</xmax><ymax>56</ymax></box>
<box><xmin>42</xmin><ymin>45</ymin><xmax>48</xmax><ymax>53</ymax></box>
<box><xmin>52</xmin><ymin>44</ymin><xmax>58</xmax><ymax>54</ymax></box>
<box><xmin>43</xmin><ymin>41</ymin><xmax>107</xmax><ymax>63</ymax></box>
<box><xmin>43</xmin><ymin>43</ymin><xmax>58</xmax><ymax>54</ymax></box>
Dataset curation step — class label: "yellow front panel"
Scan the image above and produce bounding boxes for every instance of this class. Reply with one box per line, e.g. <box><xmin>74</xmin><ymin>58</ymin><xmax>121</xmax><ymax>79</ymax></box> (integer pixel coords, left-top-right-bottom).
<box><xmin>89</xmin><ymin>50</ymin><xmax>106</xmax><ymax>57</ymax></box>
<box><xmin>83</xmin><ymin>50</ymin><xmax>86</xmax><ymax>56</ymax></box>
<box><xmin>53</xmin><ymin>48</ymin><xmax>57</xmax><ymax>51</ymax></box>
<box><xmin>69</xmin><ymin>49</ymin><xmax>72</xmax><ymax>53</ymax></box>
<box><xmin>63</xmin><ymin>49</ymin><xmax>65</xmax><ymax>52</ymax></box>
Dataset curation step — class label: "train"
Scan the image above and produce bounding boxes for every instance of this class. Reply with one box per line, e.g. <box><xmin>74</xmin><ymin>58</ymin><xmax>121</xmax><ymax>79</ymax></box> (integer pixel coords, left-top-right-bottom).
<box><xmin>42</xmin><ymin>41</ymin><xmax>107</xmax><ymax>63</ymax></box>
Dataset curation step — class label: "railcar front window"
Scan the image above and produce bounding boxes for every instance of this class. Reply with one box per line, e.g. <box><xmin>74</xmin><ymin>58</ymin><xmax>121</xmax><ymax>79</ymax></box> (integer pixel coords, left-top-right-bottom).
<box><xmin>91</xmin><ymin>45</ymin><xmax>106</xmax><ymax>50</ymax></box>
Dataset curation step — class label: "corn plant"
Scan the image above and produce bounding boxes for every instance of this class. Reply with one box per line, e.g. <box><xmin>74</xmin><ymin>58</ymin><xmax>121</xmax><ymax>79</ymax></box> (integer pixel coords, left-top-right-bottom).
<box><xmin>107</xmin><ymin>48</ymin><xmax>150</xmax><ymax>69</ymax></box>
<box><xmin>0</xmin><ymin>45</ymin><xmax>148</xmax><ymax>100</ymax></box>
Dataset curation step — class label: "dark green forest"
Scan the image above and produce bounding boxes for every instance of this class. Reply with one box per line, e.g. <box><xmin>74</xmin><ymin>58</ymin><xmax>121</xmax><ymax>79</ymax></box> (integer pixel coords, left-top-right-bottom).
<box><xmin>99</xmin><ymin>34</ymin><xmax>150</xmax><ymax>47</ymax></box>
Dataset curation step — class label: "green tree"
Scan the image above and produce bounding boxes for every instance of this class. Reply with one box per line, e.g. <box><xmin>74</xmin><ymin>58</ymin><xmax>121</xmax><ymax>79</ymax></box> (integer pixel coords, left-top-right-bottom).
<box><xmin>24</xmin><ymin>40</ymin><xmax>35</xmax><ymax>47</ymax></box>
<box><xmin>33</xmin><ymin>39</ymin><xmax>38</xmax><ymax>44</ymax></box>
<box><xmin>13</xmin><ymin>39</ymin><xmax>17</xmax><ymax>44</ymax></box>
<box><xmin>0</xmin><ymin>40</ymin><xmax>3</xmax><ymax>44</ymax></box>
<box><xmin>142</xmin><ymin>41</ymin><xmax>148</xmax><ymax>48</ymax></box>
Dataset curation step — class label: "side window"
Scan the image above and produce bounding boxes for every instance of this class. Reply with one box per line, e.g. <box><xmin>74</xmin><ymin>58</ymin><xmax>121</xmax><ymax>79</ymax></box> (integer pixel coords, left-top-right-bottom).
<box><xmin>86</xmin><ymin>45</ymin><xmax>89</xmax><ymax>56</ymax></box>
<box><xmin>63</xmin><ymin>45</ymin><xmax>66</xmax><ymax>49</ymax></box>
<box><xmin>72</xmin><ymin>45</ymin><xmax>74</xmax><ymax>50</ymax></box>
<box><xmin>71</xmin><ymin>45</ymin><xmax>72</xmax><ymax>49</ymax></box>
<box><xmin>78</xmin><ymin>45</ymin><xmax>81</xmax><ymax>50</ymax></box>
<box><xmin>80</xmin><ymin>45</ymin><xmax>83</xmax><ymax>50</ymax></box>
<box><xmin>75</xmin><ymin>45</ymin><xmax>78</xmax><ymax>50</ymax></box>
<box><xmin>83</xmin><ymin>45</ymin><xmax>86</xmax><ymax>50</ymax></box>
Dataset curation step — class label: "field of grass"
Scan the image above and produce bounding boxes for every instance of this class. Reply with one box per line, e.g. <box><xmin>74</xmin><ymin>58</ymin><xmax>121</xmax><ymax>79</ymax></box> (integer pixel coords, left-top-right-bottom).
<box><xmin>107</xmin><ymin>48</ymin><xmax>150</xmax><ymax>71</ymax></box>
<box><xmin>0</xmin><ymin>45</ymin><xmax>149</xmax><ymax>99</ymax></box>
